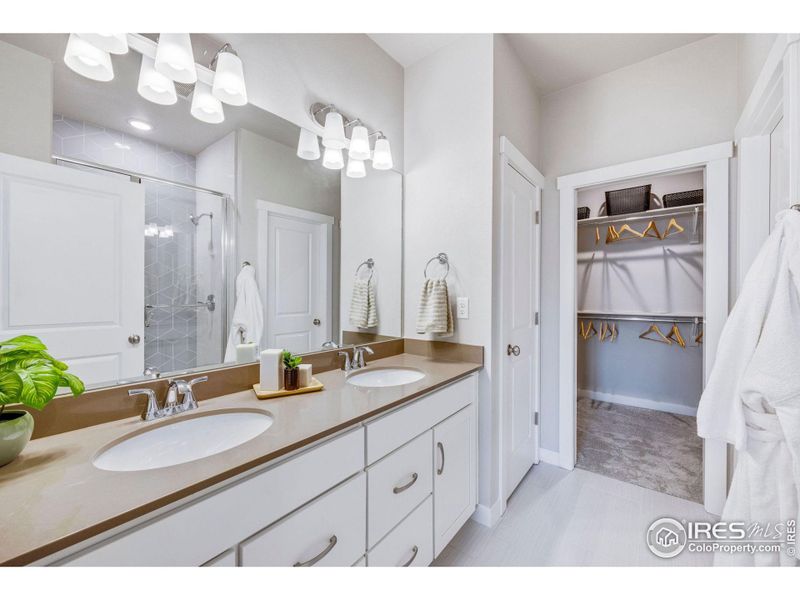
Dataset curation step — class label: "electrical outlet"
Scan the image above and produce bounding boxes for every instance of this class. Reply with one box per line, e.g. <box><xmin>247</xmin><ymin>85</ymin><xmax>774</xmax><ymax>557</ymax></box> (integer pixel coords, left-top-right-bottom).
<box><xmin>457</xmin><ymin>296</ymin><xmax>469</xmax><ymax>319</ymax></box>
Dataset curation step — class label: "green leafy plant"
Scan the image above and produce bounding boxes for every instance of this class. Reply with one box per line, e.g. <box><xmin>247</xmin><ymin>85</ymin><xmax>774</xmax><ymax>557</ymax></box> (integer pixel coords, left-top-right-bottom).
<box><xmin>0</xmin><ymin>335</ymin><xmax>85</xmax><ymax>414</ymax></box>
<box><xmin>282</xmin><ymin>350</ymin><xmax>302</xmax><ymax>371</ymax></box>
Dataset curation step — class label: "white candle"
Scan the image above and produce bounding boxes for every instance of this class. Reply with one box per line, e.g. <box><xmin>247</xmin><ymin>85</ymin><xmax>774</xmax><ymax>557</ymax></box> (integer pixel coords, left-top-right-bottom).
<box><xmin>260</xmin><ymin>349</ymin><xmax>283</xmax><ymax>391</ymax></box>
<box><xmin>236</xmin><ymin>343</ymin><xmax>258</xmax><ymax>363</ymax></box>
<box><xmin>298</xmin><ymin>364</ymin><xmax>312</xmax><ymax>388</ymax></box>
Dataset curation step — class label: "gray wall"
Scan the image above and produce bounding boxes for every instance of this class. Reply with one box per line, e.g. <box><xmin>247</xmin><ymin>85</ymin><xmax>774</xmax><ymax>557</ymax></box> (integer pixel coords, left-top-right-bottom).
<box><xmin>0</xmin><ymin>40</ymin><xmax>52</xmax><ymax>162</ymax></box>
<box><xmin>539</xmin><ymin>34</ymin><xmax>740</xmax><ymax>453</ymax></box>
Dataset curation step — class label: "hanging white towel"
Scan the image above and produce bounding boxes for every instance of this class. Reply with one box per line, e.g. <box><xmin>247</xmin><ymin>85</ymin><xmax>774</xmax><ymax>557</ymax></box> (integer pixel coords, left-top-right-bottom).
<box><xmin>349</xmin><ymin>277</ymin><xmax>378</xmax><ymax>329</ymax></box>
<box><xmin>224</xmin><ymin>264</ymin><xmax>264</xmax><ymax>362</ymax></box>
<box><xmin>697</xmin><ymin>209</ymin><xmax>800</xmax><ymax>566</ymax></box>
<box><xmin>416</xmin><ymin>278</ymin><xmax>453</xmax><ymax>336</ymax></box>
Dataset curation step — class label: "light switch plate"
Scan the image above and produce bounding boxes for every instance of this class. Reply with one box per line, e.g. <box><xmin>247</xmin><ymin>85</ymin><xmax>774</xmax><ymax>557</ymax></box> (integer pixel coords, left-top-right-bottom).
<box><xmin>457</xmin><ymin>296</ymin><xmax>469</xmax><ymax>319</ymax></box>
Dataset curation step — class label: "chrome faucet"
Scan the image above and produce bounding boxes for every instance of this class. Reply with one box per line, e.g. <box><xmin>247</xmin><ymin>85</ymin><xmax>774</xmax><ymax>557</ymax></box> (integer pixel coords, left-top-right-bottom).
<box><xmin>338</xmin><ymin>350</ymin><xmax>353</xmax><ymax>373</ymax></box>
<box><xmin>352</xmin><ymin>345</ymin><xmax>375</xmax><ymax>369</ymax></box>
<box><xmin>128</xmin><ymin>376</ymin><xmax>208</xmax><ymax>421</ymax></box>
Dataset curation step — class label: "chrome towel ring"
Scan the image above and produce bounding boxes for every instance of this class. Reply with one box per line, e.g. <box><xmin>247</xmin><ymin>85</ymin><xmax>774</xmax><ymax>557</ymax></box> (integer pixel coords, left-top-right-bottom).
<box><xmin>355</xmin><ymin>258</ymin><xmax>375</xmax><ymax>280</ymax></box>
<box><xmin>424</xmin><ymin>252</ymin><xmax>450</xmax><ymax>279</ymax></box>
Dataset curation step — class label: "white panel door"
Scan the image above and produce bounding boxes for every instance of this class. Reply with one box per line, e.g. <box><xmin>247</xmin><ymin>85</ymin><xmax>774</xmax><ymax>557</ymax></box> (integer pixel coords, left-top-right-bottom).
<box><xmin>265</xmin><ymin>213</ymin><xmax>325</xmax><ymax>352</ymax></box>
<box><xmin>0</xmin><ymin>152</ymin><xmax>144</xmax><ymax>385</ymax></box>
<box><xmin>502</xmin><ymin>163</ymin><xmax>541</xmax><ymax>499</ymax></box>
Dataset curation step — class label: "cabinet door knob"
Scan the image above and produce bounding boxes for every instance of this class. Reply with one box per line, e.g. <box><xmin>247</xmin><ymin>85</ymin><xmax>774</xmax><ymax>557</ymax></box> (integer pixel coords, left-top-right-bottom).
<box><xmin>128</xmin><ymin>334</ymin><xmax>141</xmax><ymax>345</ymax></box>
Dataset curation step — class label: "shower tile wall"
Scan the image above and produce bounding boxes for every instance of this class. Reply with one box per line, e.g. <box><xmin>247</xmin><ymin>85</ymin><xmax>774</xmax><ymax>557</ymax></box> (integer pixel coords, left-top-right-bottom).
<box><xmin>52</xmin><ymin>114</ymin><xmax>199</xmax><ymax>374</ymax></box>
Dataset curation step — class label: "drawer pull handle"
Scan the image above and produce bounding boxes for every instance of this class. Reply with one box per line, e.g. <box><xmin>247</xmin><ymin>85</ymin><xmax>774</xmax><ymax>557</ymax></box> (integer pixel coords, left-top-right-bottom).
<box><xmin>393</xmin><ymin>472</ymin><xmax>418</xmax><ymax>494</ymax></box>
<box><xmin>293</xmin><ymin>535</ymin><xmax>338</xmax><ymax>567</ymax></box>
<box><xmin>437</xmin><ymin>442</ymin><xmax>445</xmax><ymax>475</ymax></box>
<box><xmin>402</xmin><ymin>545</ymin><xmax>419</xmax><ymax>567</ymax></box>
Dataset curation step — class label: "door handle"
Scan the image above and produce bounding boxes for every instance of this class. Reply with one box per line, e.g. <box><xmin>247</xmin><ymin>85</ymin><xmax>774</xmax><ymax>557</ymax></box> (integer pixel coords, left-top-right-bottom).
<box><xmin>128</xmin><ymin>334</ymin><xmax>141</xmax><ymax>345</ymax></box>
<box><xmin>507</xmin><ymin>344</ymin><xmax>520</xmax><ymax>356</ymax></box>
<box><xmin>313</xmin><ymin>318</ymin><xmax>321</xmax><ymax>326</ymax></box>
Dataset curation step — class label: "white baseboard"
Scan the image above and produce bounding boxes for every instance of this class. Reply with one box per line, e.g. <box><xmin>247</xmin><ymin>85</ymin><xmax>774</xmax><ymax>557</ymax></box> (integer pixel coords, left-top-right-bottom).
<box><xmin>578</xmin><ymin>388</ymin><xmax>697</xmax><ymax>417</ymax></box>
<box><xmin>471</xmin><ymin>497</ymin><xmax>503</xmax><ymax>528</ymax></box>
<box><xmin>538</xmin><ymin>448</ymin><xmax>560</xmax><ymax>466</ymax></box>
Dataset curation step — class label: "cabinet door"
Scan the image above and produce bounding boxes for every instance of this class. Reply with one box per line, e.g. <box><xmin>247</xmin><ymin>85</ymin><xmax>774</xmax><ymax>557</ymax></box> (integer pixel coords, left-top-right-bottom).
<box><xmin>433</xmin><ymin>405</ymin><xmax>476</xmax><ymax>557</ymax></box>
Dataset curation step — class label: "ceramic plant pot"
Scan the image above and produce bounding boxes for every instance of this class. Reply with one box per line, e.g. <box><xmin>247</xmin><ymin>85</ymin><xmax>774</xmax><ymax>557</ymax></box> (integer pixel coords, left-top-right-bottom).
<box><xmin>0</xmin><ymin>410</ymin><xmax>34</xmax><ymax>467</ymax></box>
<box><xmin>284</xmin><ymin>368</ymin><xmax>299</xmax><ymax>391</ymax></box>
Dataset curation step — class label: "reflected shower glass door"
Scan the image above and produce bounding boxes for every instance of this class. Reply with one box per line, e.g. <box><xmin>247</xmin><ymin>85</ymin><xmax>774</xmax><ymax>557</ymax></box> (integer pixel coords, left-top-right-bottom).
<box><xmin>143</xmin><ymin>181</ymin><xmax>228</xmax><ymax>374</ymax></box>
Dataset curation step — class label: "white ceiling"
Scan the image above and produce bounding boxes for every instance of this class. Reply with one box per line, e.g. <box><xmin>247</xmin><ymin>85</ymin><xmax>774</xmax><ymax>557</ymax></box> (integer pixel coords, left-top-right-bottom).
<box><xmin>367</xmin><ymin>34</ymin><xmax>463</xmax><ymax>68</ymax></box>
<box><xmin>507</xmin><ymin>34</ymin><xmax>713</xmax><ymax>95</ymax></box>
<box><xmin>368</xmin><ymin>33</ymin><xmax>712</xmax><ymax>95</ymax></box>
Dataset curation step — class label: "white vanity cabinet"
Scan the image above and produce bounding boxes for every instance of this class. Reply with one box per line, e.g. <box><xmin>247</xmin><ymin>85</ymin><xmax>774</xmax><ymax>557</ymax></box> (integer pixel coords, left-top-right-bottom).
<box><xmin>49</xmin><ymin>372</ymin><xmax>478</xmax><ymax>567</ymax></box>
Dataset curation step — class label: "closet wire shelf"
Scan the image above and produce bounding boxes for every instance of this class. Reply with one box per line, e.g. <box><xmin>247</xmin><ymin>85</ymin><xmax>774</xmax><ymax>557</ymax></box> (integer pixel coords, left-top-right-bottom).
<box><xmin>577</xmin><ymin>311</ymin><xmax>703</xmax><ymax>324</ymax></box>
<box><xmin>577</xmin><ymin>204</ymin><xmax>703</xmax><ymax>227</ymax></box>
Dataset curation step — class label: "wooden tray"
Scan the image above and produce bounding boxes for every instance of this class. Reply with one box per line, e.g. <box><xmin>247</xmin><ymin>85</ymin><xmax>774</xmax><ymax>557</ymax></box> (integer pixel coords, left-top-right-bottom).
<box><xmin>252</xmin><ymin>377</ymin><xmax>324</xmax><ymax>400</ymax></box>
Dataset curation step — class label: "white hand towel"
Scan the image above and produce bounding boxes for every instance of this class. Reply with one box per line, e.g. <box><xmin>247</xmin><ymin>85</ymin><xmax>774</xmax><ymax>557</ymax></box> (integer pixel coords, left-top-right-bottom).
<box><xmin>416</xmin><ymin>278</ymin><xmax>453</xmax><ymax>336</ymax></box>
<box><xmin>224</xmin><ymin>264</ymin><xmax>264</xmax><ymax>362</ymax></box>
<box><xmin>349</xmin><ymin>277</ymin><xmax>378</xmax><ymax>329</ymax></box>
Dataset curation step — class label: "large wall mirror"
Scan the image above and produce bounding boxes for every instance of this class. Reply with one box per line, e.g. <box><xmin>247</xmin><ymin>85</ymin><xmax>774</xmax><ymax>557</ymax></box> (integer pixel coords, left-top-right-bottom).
<box><xmin>0</xmin><ymin>34</ymin><xmax>403</xmax><ymax>390</ymax></box>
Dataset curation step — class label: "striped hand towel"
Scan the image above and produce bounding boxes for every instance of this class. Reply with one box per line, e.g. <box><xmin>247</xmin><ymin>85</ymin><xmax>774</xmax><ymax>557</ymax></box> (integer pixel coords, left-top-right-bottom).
<box><xmin>349</xmin><ymin>277</ymin><xmax>378</xmax><ymax>329</ymax></box>
<box><xmin>416</xmin><ymin>278</ymin><xmax>453</xmax><ymax>336</ymax></box>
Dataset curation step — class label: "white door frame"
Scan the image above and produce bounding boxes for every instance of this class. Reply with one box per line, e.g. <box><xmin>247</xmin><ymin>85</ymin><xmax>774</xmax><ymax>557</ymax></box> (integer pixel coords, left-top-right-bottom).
<box><xmin>498</xmin><ymin>136</ymin><xmax>545</xmax><ymax>507</ymax></box>
<box><xmin>256</xmin><ymin>200</ymin><xmax>334</xmax><ymax>349</ymax></box>
<box><xmin>556</xmin><ymin>141</ymin><xmax>733</xmax><ymax>515</ymax></box>
<box><xmin>735</xmin><ymin>34</ymin><xmax>800</xmax><ymax>289</ymax></box>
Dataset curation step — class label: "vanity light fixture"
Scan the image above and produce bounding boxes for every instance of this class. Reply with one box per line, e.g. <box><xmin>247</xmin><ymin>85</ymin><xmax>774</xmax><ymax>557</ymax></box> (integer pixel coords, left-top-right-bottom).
<box><xmin>77</xmin><ymin>33</ymin><xmax>128</xmax><ymax>55</ymax></box>
<box><xmin>127</xmin><ymin>118</ymin><xmax>152</xmax><ymax>132</ymax></box>
<box><xmin>345</xmin><ymin>157</ymin><xmax>366</xmax><ymax>179</ymax></box>
<box><xmin>372</xmin><ymin>134</ymin><xmax>393</xmax><ymax>170</ymax></box>
<box><xmin>154</xmin><ymin>33</ymin><xmax>197</xmax><ymax>84</ymax></box>
<box><xmin>322</xmin><ymin>147</ymin><xmax>345</xmax><ymax>170</ymax></box>
<box><xmin>296</xmin><ymin>128</ymin><xmax>321</xmax><ymax>160</ymax></box>
<box><xmin>144</xmin><ymin>223</ymin><xmax>159</xmax><ymax>237</ymax></box>
<box><xmin>63</xmin><ymin>33</ymin><xmax>114</xmax><ymax>82</ymax></box>
<box><xmin>210</xmin><ymin>44</ymin><xmax>248</xmax><ymax>106</ymax></box>
<box><xmin>348</xmin><ymin>124</ymin><xmax>371</xmax><ymax>161</ymax></box>
<box><xmin>136</xmin><ymin>54</ymin><xmax>177</xmax><ymax>105</ymax></box>
<box><xmin>322</xmin><ymin>109</ymin><xmax>346</xmax><ymax>150</ymax></box>
<box><xmin>191</xmin><ymin>80</ymin><xmax>225</xmax><ymax>124</ymax></box>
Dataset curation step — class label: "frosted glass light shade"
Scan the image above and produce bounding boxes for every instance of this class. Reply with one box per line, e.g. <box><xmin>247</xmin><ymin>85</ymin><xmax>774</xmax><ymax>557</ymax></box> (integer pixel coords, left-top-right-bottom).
<box><xmin>137</xmin><ymin>55</ymin><xmax>177</xmax><ymax>105</ymax></box>
<box><xmin>346</xmin><ymin>157</ymin><xmax>366</xmax><ymax>179</ymax></box>
<box><xmin>154</xmin><ymin>33</ymin><xmax>197</xmax><ymax>84</ymax></box>
<box><xmin>322</xmin><ymin>147</ymin><xmax>344</xmax><ymax>170</ymax></box>
<box><xmin>297</xmin><ymin>128</ymin><xmax>320</xmax><ymax>160</ymax></box>
<box><xmin>64</xmin><ymin>34</ymin><xmax>113</xmax><ymax>82</ymax></box>
<box><xmin>348</xmin><ymin>125</ymin><xmax>371</xmax><ymax>160</ymax></box>
<box><xmin>78</xmin><ymin>33</ymin><xmax>128</xmax><ymax>55</ymax></box>
<box><xmin>191</xmin><ymin>80</ymin><xmax>225</xmax><ymax>124</ymax></box>
<box><xmin>372</xmin><ymin>137</ymin><xmax>393</xmax><ymax>170</ymax></box>
<box><xmin>212</xmin><ymin>51</ymin><xmax>248</xmax><ymax>106</ymax></box>
<box><xmin>322</xmin><ymin>111</ymin><xmax>346</xmax><ymax>149</ymax></box>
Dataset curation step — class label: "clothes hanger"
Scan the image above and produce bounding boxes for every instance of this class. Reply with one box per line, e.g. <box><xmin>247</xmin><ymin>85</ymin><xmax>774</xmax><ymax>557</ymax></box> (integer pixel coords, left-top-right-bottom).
<box><xmin>610</xmin><ymin>322</ymin><xmax>618</xmax><ymax>342</ymax></box>
<box><xmin>639</xmin><ymin>323</ymin><xmax>672</xmax><ymax>345</ymax></box>
<box><xmin>599</xmin><ymin>321</ymin><xmax>610</xmax><ymax>342</ymax></box>
<box><xmin>580</xmin><ymin>320</ymin><xmax>597</xmax><ymax>340</ymax></box>
<box><xmin>641</xmin><ymin>220</ymin><xmax>662</xmax><ymax>239</ymax></box>
<box><xmin>595</xmin><ymin>226</ymin><xmax>600</xmax><ymax>245</ymax></box>
<box><xmin>662</xmin><ymin>217</ymin><xmax>685</xmax><ymax>239</ymax></box>
<box><xmin>606</xmin><ymin>225</ymin><xmax>620</xmax><ymax>244</ymax></box>
<box><xmin>666</xmin><ymin>323</ymin><xmax>686</xmax><ymax>348</ymax></box>
<box><xmin>608</xmin><ymin>223</ymin><xmax>645</xmax><ymax>243</ymax></box>
<box><xmin>695</xmin><ymin>330</ymin><xmax>703</xmax><ymax>344</ymax></box>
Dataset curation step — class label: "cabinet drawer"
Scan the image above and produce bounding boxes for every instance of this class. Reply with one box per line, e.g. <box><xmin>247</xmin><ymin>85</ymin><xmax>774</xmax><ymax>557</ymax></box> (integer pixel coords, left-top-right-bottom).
<box><xmin>368</xmin><ymin>496</ymin><xmax>433</xmax><ymax>567</ymax></box>
<box><xmin>58</xmin><ymin>427</ymin><xmax>364</xmax><ymax>566</ymax></box>
<box><xmin>367</xmin><ymin>431</ymin><xmax>432</xmax><ymax>548</ymax></box>
<box><xmin>366</xmin><ymin>375</ymin><xmax>476</xmax><ymax>464</ymax></box>
<box><xmin>240</xmin><ymin>473</ymin><xmax>366</xmax><ymax>567</ymax></box>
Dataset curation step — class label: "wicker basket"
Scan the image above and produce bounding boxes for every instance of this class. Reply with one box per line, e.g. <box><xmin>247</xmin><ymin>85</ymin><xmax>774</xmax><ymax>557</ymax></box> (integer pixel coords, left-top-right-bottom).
<box><xmin>604</xmin><ymin>184</ymin><xmax>651</xmax><ymax>216</ymax></box>
<box><xmin>577</xmin><ymin>206</ymin><xmax>590</xmax><ymax>220</ymax></box>
<box><xmin>663</xmin><ymin>189</ymin><xmax>703</xmax><ymax>208</ymax></box>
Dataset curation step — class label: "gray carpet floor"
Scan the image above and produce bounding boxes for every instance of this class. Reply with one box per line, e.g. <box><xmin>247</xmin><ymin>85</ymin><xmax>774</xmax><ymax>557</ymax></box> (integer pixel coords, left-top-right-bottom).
<box><xmin>576</xmin><ymin>397</ymin><xmax>703</xmax><ymax>503</ymax></box>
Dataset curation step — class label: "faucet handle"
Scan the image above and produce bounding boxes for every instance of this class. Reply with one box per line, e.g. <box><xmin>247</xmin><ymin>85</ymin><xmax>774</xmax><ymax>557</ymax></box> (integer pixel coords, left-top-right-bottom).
<box><xmin>188</xmin><ymin>376</ymin><xmax>209</xmax><ymax>387</ymax></box>
<box><xmin>129</xmin><ymin>388</ymin><xmax>159</xmax><ymax>421</ymax></box>
<box><xmin>180</xmin><ymin>376</ymin><xmax>208</xmax><ymax>411</ymax></box>
<box><xmin>337</xmin><ymin>350</ymin><xmax>352</xmax><ymax>372</ymax></box>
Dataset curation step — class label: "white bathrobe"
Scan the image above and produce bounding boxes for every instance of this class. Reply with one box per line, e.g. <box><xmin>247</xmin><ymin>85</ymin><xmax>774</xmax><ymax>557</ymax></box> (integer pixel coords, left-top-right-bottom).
<box><xmin>697</xmin><ymin>209</ymin><xmax>800</xmax><ymax>566</ymax></box>
<box><xmin>224</xmin><ymin>264</ymin><xmax>264</xmax><ymax>362</ymax></box>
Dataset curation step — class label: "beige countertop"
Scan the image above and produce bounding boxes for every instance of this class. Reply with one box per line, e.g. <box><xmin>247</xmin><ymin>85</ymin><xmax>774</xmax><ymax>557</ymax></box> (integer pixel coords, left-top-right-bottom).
<box><xmin>0</xmin><ymin>353</ymin><xmax>481</xmax><ymax>565</ymax></box>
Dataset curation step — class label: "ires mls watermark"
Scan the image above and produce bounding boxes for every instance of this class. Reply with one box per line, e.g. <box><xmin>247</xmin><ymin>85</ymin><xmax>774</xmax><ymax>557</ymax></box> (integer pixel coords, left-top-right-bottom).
<box><xmin>646</xmin><ymin>517</ymin><xmax>797</xmax><ymax>559</ymax></box>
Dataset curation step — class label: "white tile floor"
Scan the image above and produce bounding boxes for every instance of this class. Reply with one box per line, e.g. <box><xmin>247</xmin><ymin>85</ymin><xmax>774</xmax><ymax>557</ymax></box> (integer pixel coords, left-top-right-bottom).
<box><xmin>433</xmin><ymin>463</ymin><xmax>714</xmax><ymax>566</ymax></box>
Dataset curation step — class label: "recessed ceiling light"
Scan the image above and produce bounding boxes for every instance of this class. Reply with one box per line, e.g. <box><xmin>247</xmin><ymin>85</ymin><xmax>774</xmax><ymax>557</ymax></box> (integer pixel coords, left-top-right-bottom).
<box><xmin>127</xmin><ymin>118</ymin><xmax>152</xmax><ymax>132</ymax></box>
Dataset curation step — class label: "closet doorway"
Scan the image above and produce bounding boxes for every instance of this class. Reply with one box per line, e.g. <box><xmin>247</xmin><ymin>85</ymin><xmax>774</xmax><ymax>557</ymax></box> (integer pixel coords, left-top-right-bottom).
<box><xmin>556</xmin><ymin>142</ymin><xmax>733</xmax><ymax>515</ymax></box>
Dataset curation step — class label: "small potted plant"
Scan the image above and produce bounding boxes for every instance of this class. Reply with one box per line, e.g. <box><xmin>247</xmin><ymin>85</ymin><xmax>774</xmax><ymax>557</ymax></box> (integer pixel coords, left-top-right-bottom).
<box><xmin>0</xmin><ymin>335</ymin><xmax>85</xmax><ymax>467</ymax></box>
<box><xmin>282</xmin><ymin>350</ymin><xmax>303</xmax><ymax>391</ymax></box>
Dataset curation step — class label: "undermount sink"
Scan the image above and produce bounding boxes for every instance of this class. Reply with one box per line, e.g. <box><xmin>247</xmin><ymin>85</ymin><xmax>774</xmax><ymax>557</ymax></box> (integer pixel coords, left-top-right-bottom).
<box><xmin>93</xmin><ymin>410</ymin><xmax>273</xmax><ymax>472</ymax></box>
<box><xmin>346</xmin><ymin>367</ymin><xmax>425</xmax><ymax>388</ymax></box>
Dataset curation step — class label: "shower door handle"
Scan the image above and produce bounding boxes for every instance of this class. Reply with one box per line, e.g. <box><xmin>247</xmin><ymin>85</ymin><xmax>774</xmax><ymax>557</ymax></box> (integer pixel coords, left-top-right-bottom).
<box><xmin>128</xmin><ymin>334</ymin><xmax>141</xmax><ymax>345</ymax></box>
